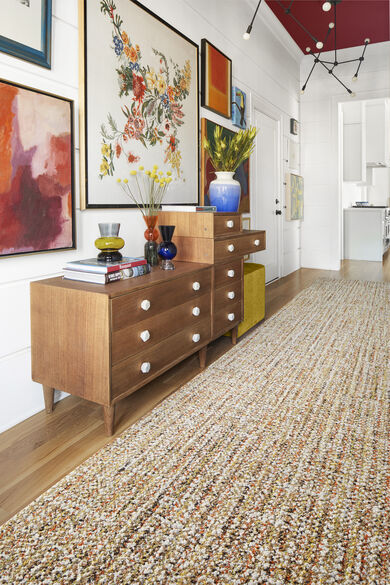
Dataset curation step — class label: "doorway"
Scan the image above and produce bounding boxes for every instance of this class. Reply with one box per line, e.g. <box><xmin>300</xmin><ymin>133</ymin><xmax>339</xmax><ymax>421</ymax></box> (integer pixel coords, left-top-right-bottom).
<box><xmin>251</xmin><ymin>107</ymin><xmax>282</xmax><ymax>283</ymax></box>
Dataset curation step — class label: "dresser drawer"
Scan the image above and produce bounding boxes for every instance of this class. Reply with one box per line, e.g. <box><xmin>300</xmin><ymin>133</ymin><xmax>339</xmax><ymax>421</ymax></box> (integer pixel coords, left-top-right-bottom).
<box><xmin>213</xmin><ymin>301</ymin><xmax>242</xmax><ymax>338</ymax></box>
<box><xmin>214</xmin><ymin>281</ymin><xmax>242</xmax><ymax>313</ymax></box>
<box><xmin>112</xmin><ymin>292</ymin><xmax>211</xmax><ymax>364</ymax></box>
<box><xmin>111</xmin><ymin>267</ymin><xmax>212</xmax><ymax>329</ymax></box>
<box><xmin>214</xmin><ymin>213</ymin><xmax>241</xmax><ymax>236</ymax></box>
<box><xmin>214</xmin><ymin>259</ymin><xmax>242</xmax><ymax>287</ymax></box>
<box><xmin>111</xmin><ymin>318</ymin><xmax>211</xmax><ymax>399</ymax></box>
<box><xmin>214</xmin><ymin>230</ymin><xmax>265</xmax><ymax>263</ymax></box>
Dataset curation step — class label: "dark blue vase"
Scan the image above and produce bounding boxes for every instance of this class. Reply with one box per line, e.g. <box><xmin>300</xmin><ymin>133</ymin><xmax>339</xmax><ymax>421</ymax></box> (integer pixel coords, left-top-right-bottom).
<box><xmin>158</xmin><ymin>225</ymin><xmax>177</xmax><ymax>270</ymax></box>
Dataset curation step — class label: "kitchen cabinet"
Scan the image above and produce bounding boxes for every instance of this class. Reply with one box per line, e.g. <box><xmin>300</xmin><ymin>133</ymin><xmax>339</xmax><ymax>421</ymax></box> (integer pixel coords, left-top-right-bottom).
<box><xmin>344</xmin><ymin>207</ymin><xmax>390</xmax><ymax>261</ymax></box>
<box><xmin>366</xmin><ymin>99</ymin><xmax>390</xmax><ymax>167</ymax></box>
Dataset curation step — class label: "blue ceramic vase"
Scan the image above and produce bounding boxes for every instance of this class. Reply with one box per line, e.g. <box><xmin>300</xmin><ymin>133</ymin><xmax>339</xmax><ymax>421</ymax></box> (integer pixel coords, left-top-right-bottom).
<box><xmin>209</xmin><ymin>171</ymin><xmax>241</xmax><ymax>212</ymax></box>
<box><xmin>158</xmin><ymin>225</ymin><xmax>177</xmax><ymax>270</ymax></box>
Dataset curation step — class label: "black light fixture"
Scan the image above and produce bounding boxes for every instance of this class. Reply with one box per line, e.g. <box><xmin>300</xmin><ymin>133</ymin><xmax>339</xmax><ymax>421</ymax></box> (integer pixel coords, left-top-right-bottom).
<box><xmin>243</xmin><ymin>0</ymin><xmax>370</xmax><ymax>96</ymax></box>
<box><xmin>243</xmin><ymin>0</ymin><xmax>263</xmax><ymax>40</ymax></box>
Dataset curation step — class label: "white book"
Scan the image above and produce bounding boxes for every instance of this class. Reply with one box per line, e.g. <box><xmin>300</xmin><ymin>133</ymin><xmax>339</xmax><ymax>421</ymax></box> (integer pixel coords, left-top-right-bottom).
<box><xmin>161</xmin><ymin>205</ymin><xmax>197</xmax><ymax>212</ymax></box>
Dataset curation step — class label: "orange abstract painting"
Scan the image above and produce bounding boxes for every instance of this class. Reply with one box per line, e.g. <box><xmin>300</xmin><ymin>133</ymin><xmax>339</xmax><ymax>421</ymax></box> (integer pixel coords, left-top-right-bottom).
<box><xmin>201</xmin><ymin>39</ymin><xmax>231</xmax><ymax>119</ymax></box>
<box><xmin>0</xmin><ymin>80</ymin><xmax>75</xmax><ymax>258</ymax></box>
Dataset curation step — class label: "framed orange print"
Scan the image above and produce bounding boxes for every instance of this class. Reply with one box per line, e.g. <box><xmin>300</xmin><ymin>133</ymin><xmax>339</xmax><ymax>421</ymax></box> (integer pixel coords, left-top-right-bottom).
<box><xmin>201</xmin><ymin>39</ymin><xmax>232</xmax><ymax>119</ymax></box>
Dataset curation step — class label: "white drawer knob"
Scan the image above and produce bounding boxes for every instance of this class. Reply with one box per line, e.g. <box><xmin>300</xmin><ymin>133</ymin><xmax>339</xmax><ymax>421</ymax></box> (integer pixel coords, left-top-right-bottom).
<box><xmin>192</xmin><ymin>306</ymin><xmax>200</xmax><ymax>316</ymax></box>
<box><xmin>226</xmin><ymin>220</ymin><xmax>234</xmax><ymax>228</ymax></box>
<box><xmin>192</xmin><ymin>333</ymin><xmax>200</xmax><ymax>343</ymax></box>
<box><xmin>228</xmin><ymin>313</ymin><xmax>235</xmax><ymax>321</ymax></box>
<box><xmin>141</xmin><ymin>299</ymin><xmax>151</xmax><ymax>311</ymax></box>
<box><xmin>254</xmin><ymin>239</ymin><xmax>260</xmax><ymax>246</ymax></box>
<box><xmin>192</xmin><ymin>281</ymin><xmax>200</xmax><ymax>291</ymax></box>
<box><xmin>140</xmin><ymin>362</ymin><xmax>151</xmax><ymax>374</ymax></box>
<box><xmin>140</xmin><ymin>330</ymin><xmax>150</xmax><ymax>342</ymax></box>
<box><xmin>227</xmin><ymin>291</ymin><xmax>235</xmax><ymax>300</ymax></box>
<box><xmin>227</xmin><ymin>269</ymin><xmax>235</xmax><ymax>278</ymax></box>
<box><xmin>227</xmin><ymin>244</ymin><xmax>235</xmax><ymax>252</ymax></box>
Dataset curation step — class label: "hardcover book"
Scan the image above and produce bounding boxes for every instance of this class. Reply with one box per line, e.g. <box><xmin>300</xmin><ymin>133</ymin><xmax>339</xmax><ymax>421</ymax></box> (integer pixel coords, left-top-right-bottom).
<box><xmin>63</xmin><ymin>263</ymin><xmax>151</xmax><ymax>284</ymax></box>
<box><xmin>64</xmin><ymin>256</ymin><xmax>147</xmax><ymax>274</ymax></box>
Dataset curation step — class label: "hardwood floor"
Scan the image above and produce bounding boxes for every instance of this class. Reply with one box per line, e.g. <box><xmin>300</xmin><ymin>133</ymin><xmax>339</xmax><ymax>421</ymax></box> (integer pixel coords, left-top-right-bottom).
<box><xmin>0</xmin><ymin>257</ymin><xmax>389</xmax><ymax>525</ymax></box>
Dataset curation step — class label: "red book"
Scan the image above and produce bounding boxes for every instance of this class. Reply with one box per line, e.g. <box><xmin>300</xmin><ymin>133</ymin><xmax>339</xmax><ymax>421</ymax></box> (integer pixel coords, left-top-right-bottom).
<box><xmin>64</xmin><ymin>256</ymin><xmax>147</xmax><ymax>274</ymax></box>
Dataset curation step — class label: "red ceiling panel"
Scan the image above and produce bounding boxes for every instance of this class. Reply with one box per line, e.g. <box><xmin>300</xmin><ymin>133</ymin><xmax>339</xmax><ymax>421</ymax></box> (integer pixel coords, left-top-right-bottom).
<box><xmin>265</xmin><ymin>0</ymin><xmax>390</xmax><ymax>53</ymax></box>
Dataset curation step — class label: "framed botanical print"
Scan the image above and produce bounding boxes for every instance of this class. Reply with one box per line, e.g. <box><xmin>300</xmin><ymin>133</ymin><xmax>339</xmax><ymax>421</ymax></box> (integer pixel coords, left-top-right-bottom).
<box><xmin>80</xmin><ymin>0</ymin><xmax>199</xmax><ymax>208</ymax></box>
<box><xmin>0</xmin><ymin>0</ymin><xmax>52</xmax><ymax>68</ymax></box>
<box><xmin>0</xmin><ymin>79</ymin><xmax>75</xmax><ymax>257</ymax></box>
<box><xmin>286</xmin><ymin>173</ymin><xmax>304</xmax><ymax>220</ymax></box>
<box><xmin>201</xmin><ymin>118</ymin><xmax>250</xmax><ymax>213</ymax></box>
<box><xmin>201</xmin><ymin>39</ymin><xmax>232</xmax><ymax>119</ymax></box>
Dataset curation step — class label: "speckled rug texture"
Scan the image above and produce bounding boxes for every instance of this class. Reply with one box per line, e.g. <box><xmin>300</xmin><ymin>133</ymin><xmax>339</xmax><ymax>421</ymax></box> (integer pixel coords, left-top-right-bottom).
<box><xmin>1</xmin><ymin>278</ymin><xmax>389</xmax><ymax>584</ymax></box>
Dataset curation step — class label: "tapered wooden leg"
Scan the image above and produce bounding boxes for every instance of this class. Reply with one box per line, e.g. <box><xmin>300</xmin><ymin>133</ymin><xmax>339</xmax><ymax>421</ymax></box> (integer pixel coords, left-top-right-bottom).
<box><xmin>43</xmin><ymin>385</ymin><xmax>54</xmax><ymax>413</ymax></box>
<box><xmin>231</xmin><ymin>326</ymin><xmax>238</xmax><ymax>346</ymax></box>
<box><xmin>103</xmin><ymin>405</ymin><xmax>115</xmax><ymax>436</ymax></box>
<box><xmin>198</xmin><ymin>346</ymin><xmax>207</xmax><ymax>369</ymax></box>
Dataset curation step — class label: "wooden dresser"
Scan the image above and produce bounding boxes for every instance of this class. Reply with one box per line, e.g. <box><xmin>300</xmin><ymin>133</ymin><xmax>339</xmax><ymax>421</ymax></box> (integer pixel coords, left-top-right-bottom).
<box><xmin>158</xmin><ymin>211</ymin><xmax>265</xmax><ymax>342</ymax></box>
<box><xmin>31</xmin><ymin>213</ymin><xmax>265</xmax><ymax>435</ymax></box>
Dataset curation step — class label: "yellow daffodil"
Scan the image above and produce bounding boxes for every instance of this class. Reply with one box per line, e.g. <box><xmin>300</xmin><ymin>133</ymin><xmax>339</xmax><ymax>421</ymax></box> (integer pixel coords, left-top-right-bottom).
<box><xmin>139</xmin><ymin>165</ymin><xmax>144</xmax><ymax>171</ymax></box>
<box><xmin>130</xmin><ymin>170</ymin><xmax>137</xmax><ymax>176</ymax></box>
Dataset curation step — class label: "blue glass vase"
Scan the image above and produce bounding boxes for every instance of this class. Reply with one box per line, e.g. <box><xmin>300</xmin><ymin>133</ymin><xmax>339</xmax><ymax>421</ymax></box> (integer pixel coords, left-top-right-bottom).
<box><xmin>209</xmin><ymin>171</ymin><xmax>241</xmax><ymax>212</ymax></box>
<box><xmin>158</xmin><ymin>225</ymin><xmax>177</xmax><ymax>270</ymax></box>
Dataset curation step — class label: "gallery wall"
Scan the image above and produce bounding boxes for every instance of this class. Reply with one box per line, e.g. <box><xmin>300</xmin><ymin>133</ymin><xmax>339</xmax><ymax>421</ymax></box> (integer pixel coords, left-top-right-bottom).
<box><xmin>0</xmin><ymin>0</ymin><xmax>301</xmax><ymax>432</ymax></box>
<box><xmin>300</xmin><ymin>41</ymin><xmax>390</xmax><ymax>270</ymax></box>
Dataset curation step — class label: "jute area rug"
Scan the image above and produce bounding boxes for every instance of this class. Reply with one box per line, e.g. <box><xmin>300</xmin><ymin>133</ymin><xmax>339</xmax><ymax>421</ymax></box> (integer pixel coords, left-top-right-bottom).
<box><xmin>1</xmin><ymin>279</ymin><xmax>389</xmax><ymax>585</ymax></box>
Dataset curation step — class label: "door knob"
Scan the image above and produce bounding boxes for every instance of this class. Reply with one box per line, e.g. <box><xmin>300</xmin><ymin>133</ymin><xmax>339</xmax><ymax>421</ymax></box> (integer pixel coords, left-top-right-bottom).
<box><xmin>275</xmin><ymin>210</ymin><xmax>282</xmax><ymax>215</ymax></box>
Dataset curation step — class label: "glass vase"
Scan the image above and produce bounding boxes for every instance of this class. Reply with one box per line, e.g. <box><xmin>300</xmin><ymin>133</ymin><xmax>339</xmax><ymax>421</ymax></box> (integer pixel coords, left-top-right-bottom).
<box><xmin>157</xmin><ymin>225</ymin><xmax>177</xmax><ymax>270</ymax></box>
<box><xmin>143</xmin><ymin>215</ymin><xmax>159</xmax><ymax>266</ymax></box>
<box><xmin>95</xmin><ymin>223</ymin><xmax>124</xmax><ymax>263</ymax></box>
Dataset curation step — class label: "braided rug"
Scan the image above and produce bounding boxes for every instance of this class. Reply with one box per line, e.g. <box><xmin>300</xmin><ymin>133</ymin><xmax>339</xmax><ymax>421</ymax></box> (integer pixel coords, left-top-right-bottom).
<box><xmin>1</xmin><ymin>278</ymin><xmax>389</xmax><ymax>584</ymax></box>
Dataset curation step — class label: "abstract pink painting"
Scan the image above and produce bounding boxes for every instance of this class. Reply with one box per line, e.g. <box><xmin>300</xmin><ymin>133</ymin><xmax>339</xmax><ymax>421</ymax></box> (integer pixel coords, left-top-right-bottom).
<box><xmin>0</xmin><ymin>80</ymin><xmax>75</xmax><ymax>257</ymax></box>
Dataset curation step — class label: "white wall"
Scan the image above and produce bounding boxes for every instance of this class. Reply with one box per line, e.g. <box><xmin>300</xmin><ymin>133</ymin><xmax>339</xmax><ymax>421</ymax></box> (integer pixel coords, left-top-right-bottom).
<box><xmin>0</xmin><ymin>0</ymin><xmax>300</xmax><ymax>432</ymax></box>
<box><xmin>300</xmin><ymin>41</ymin><xmax>390</xmax><ymax>270</ymax></box>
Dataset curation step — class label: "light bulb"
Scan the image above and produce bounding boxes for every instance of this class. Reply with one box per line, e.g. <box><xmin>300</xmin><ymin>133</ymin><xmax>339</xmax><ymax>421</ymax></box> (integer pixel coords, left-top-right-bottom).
<box><xmin>316</xmin><ymin>41</ymin><xmax>324</xmax><ymax>50</ymax></box>
<box><xmin>350</xmin><ymin>92</ymin><xmax>356</xmax><ymax>97</ymax></box>
<box><xmin>322</xmin><ymin>1</ymin><xmax>332</xmax><ymax>11</ymax></box>
<box><xmin>306</xmin><ymin>46</ymin><xmax>311</xmax><ymax>52</ymax></box>
<box><xmin>300</xmin><ymin>88</ymin><xmax>305</xmax><ymax>94</ymax></box>
<box><xmin>364</xmin><ymin>38</ymin><xmax>370</xmax><ymax>43</ymax></box>
<box><xmin>328</xmin><ymin>22</ymin><xmax>335</xmax><ymax>29</ymax></box>
<box><xmin>352</xmin><ymin>75</ymin><xmax>358</xmax><ymax>82</ymax></box>
<box><xmin>243</xmin><ymin>32</ymin><xmax>250</xmax><ymax>40</ymax></box>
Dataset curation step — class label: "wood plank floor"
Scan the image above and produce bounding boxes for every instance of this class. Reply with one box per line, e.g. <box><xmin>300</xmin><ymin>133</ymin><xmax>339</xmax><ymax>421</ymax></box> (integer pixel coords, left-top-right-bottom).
<box><xmin>1</xmin><ymin>258</ymin><xmax>389</xmax><ymax>525</ymax></box>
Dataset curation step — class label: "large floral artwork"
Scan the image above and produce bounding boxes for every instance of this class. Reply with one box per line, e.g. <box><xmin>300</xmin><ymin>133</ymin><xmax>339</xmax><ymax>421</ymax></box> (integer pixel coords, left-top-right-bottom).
<box><xmin>0</xmin><ymin>80</ymin><xmax>75</xmax><ymax>258</ymax></box>
<box><xmin>81</xmin><ymin>0</ymin><xmax>199</xmax><ymax>208</ymax></box>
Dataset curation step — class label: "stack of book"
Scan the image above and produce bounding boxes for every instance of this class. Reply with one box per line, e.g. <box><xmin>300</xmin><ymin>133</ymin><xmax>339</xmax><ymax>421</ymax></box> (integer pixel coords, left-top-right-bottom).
<box><xmin>62</xmin><ymin>257</ymin><xmax>151</xmax><ymax>284</ymax></box>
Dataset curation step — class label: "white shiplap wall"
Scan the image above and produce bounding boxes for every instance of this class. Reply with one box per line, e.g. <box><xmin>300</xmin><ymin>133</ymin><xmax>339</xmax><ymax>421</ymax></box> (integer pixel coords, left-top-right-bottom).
<box><xmin>0</xmin><ymin>0</ymin><xmax>301</xmax><ymax>432</ymax></box>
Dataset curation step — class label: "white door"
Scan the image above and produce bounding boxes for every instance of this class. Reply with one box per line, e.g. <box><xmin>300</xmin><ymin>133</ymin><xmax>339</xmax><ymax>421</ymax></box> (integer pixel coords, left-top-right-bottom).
<box><xmin>252</xmin><ymin>109</ymin><xmax>281</xmax><ymax>283</ymax></box>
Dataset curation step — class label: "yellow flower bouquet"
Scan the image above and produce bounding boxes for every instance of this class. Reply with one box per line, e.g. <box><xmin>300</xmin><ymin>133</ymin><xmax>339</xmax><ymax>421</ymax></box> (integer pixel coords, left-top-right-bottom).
<box><xmin>117</xmin><ymin>165</ymin><xmax>172</xmax><ymax>216</ymax></box>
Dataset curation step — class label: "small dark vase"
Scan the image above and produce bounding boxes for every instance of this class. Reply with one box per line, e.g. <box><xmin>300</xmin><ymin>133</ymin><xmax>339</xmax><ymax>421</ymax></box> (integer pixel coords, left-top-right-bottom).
<box><xmin>157</xmin><ymin>225</ymin><xmax>177</xmax><ymax>270</ymax></box>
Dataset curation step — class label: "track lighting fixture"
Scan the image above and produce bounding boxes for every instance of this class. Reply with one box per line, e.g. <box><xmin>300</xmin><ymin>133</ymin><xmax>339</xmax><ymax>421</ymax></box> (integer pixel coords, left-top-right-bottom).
<box><xmin>243</xmin><ymin>0</ymin><xmax>370</xmax><ymax>95</ymax></box>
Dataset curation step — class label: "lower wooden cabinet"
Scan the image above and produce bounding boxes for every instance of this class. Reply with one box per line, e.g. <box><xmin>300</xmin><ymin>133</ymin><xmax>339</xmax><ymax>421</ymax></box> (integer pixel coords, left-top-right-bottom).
<box><xmin>31</xmin><ymin>263</ymin><xmax>213</xmax><ymax>435</ymax></box>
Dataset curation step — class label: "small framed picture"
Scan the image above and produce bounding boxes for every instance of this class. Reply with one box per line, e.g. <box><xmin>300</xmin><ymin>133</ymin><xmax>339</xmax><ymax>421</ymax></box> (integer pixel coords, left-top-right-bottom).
<box><xmin>201</xmin><ymin>39</ymin><xmax>232</xmax><ymax>119</ymax></box>
<box><xmin>0</xmin><ymin>0</ymin><xmax>52</xmax><ymax>68</ymax></box>
<box><xmin>232</xmin><ymin>86</ymin><xmax>246</xmax><ymax>129</ymax></box>
<box><xmin>290</xmin><ymin>118</ymin><xmax>299</xmax><ymax>135</ymax></box>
